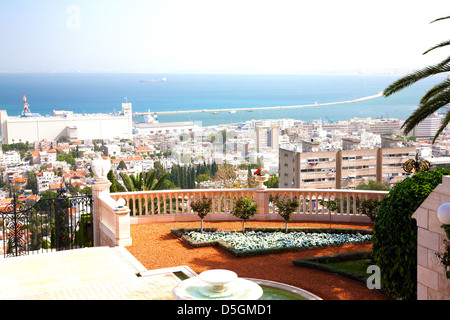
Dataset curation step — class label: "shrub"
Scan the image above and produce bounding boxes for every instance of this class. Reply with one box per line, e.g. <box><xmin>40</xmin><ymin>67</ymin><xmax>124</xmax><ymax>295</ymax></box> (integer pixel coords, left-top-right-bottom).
<box><xmin>274</xmin><ymin>196</ymin><xmax>299</xmax><ymax>232</ymax></box>
<box><xmin>358</xmin><ymin>198</ymin><xmax>382</xmax><ymax>222</ymax></box>
<box><xmin>190</xmin><ymin>196</ymin><xmax>212</xmax><ymax>233</ymax></box>
<box><xmin>231</xmin><ymin>197</ymin><xmax>258</xmax><ymax>232</ymax></box>
<box><xmin>372</xmin><ymin>167</ymin><xmax>450</xmax><ymax>300</ymax></box>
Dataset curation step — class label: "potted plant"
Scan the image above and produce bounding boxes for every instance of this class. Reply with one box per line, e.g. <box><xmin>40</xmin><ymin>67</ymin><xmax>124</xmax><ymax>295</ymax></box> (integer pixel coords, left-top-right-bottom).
<box><xmin>253</xmin><ymin>168</ymin><xmax>268</xmax><ymax>190</ymax></box>
<box><xmin>190</xmin><ymin>196</ymin><xmax>212</xmax><ymax>233</ymax></box>
<box><xmin>231</xmin><ymin>196</ymin><xmax>258</xmax><ymax>232</ymax></box>
<box><xmin>274</xmin><ymin>196</ymin><xmax>299</xmax><ymax>233</ymax></box>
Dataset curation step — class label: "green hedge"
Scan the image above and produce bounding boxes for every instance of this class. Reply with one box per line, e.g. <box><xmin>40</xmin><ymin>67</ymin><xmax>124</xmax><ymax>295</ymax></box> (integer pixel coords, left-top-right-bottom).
<box><xmin>372</xmin><ymin>167</ymin><xmax>450</xmax><ymax>300</ymax></box>
<box><xmin>292</xmin><ymin>251</ymin><xmax>373</xmax><ymax>284</ymax></box>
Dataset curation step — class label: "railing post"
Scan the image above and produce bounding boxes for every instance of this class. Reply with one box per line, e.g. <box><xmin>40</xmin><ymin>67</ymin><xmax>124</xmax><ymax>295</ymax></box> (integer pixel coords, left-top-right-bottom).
<box><xmin>255</xmin><ymin>190</ymin><xmax>269</xmax><ymax>215</ymax></box>
<box><xmin>91</xmin><ymin>153</ymin><xmax>112</xmax><ymax>247</ymax></box>
<box><xmin>92</xmin><ymin>179</ymin><xmax>111</xmax><ymax>247</ymax></box>
<box><xmin>114</xmin><ymin>205</ymin><xmax>132</xmax><ymax>246</ymax></box>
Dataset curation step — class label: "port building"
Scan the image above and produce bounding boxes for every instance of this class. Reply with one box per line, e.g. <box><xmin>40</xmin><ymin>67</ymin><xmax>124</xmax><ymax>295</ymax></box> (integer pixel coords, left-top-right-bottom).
<box><xmin>0</xmin><ymin>103</ymin><xmax>133</xmax><ymax>144</ymax></box>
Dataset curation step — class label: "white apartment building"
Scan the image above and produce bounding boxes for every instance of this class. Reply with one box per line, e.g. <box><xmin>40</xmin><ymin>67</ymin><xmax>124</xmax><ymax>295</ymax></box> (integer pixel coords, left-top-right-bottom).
<box><xmin>36</xmin><ymin>170</ymin><xmax>63</xmax><ymax>193</ymax></box>
<box><xmin>0</xmin><ymin>151</ymin><xmax>21</xmax><ymax>166</ymax></box>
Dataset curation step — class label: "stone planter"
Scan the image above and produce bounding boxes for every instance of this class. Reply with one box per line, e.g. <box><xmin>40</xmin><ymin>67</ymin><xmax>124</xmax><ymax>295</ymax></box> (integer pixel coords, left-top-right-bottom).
<box><xmin>255</xmin><ymin>175</ymin><xmax>268</xmax><ymax>190</ymax></box>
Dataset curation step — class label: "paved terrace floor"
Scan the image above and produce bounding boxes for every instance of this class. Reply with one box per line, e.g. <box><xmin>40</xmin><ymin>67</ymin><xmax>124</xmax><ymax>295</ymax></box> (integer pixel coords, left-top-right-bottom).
<box><xmin>0</xmin><ymin>246</ymin><xmax>186</xmax><ymax>300</ymax></box>
<box><xmin>0</xmin><ymin>221</ymin><xmax>389</xmax><ymax>300</ymax></box>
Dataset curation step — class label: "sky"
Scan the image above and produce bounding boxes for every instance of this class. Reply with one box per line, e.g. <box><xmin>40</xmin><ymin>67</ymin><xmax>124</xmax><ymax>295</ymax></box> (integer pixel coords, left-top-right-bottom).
<box><xmin>0</xmin><ymin>0</ymin><xmax>449</xmax><ymax>74</ymax></box>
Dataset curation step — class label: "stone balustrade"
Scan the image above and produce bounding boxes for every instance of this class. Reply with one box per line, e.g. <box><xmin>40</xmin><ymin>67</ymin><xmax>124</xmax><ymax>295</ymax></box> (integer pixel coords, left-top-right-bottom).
<box><xmin>107</xmin><ymin>188</ymin><xmax>388</xmax><ymax>224</ymax></box>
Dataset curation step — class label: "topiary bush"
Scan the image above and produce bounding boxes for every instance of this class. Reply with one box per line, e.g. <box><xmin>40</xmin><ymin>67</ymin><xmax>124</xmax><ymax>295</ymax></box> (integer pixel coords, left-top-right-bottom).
<box><xmin>190</xmin><ymin>196</ymin><xmax>212</xmax><ymax>233</ymax></box>
<box><xmin>231</xmin><ymin>197</ymin><xmax>258</xmax><ymax>232</ymax></box>
<box><xmin>372</xmin><ymin>167</ymin><xmax>450</xmax><ymax>300</ymax></box>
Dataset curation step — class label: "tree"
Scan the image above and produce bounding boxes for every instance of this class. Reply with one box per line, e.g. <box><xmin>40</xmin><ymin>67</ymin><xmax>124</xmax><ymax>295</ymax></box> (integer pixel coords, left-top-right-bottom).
<box><xmin>107</xmin><ymin>169</ymin><xmax>126</xmax><ymax>193</ymax></box>
<box><xmin>383</xmin><ymin>16</ymin><xmax>450</xmax><ymax>143</ymax></box>
<box><xmin>231</xmin><ymin>197</ymin><xmax>258</xmax><ymax>232</ymax></box>
<box><xmin>117</xmin><ymin>160</ymin><xmax>127</xmax><ymax>170</ymax></box>
<box><xmin>119</xmin><ymin>170</ymin><xmax>168</xmax><ymax>192</ymax></box>
<box><xmin>190</xmin><ymin>196</ymin><xmax>212</xmax><ymax>233</ymax></box>
<box><xmin>355</xmin><ymin>180</ymin><xmax>390</xmax><ymax>191</ymax></box>
<box><xmin>274</xmin><ymin>196</ymin><xmax>299</xmax><ymax>233</ymax></box>
<box><xmin>214</xmin><ymin>165</ymin><xmax>238</xmax><ymax>188</ymax></box>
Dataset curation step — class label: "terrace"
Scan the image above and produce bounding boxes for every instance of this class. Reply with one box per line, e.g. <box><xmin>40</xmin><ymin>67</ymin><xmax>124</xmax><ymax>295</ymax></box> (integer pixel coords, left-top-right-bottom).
<box><xmin>0</xmin><ymin>165</ymin><xmax>448</xmax><ymax>300</ymax></box>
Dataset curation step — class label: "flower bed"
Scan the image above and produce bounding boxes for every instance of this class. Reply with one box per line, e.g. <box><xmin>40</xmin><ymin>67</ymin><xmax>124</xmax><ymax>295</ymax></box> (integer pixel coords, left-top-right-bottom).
<box><xmin>175</xmin><ymin>228</ymin><xmax>372</xmax><ymax>257</ymax></box>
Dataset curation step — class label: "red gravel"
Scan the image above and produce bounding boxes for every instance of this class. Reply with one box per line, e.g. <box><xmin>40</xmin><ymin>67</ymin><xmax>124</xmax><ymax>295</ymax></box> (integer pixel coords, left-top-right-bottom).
<box><xmin>126</xmin><ymin>220</ymin><xmax>388</xmax><ymax>300</ymax></box>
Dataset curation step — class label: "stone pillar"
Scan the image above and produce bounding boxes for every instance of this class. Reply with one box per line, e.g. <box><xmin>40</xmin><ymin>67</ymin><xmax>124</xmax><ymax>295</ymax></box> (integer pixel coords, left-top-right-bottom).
<box><xmin>91</xmin><ymin>153</ymin><xmax>112</xmax><ymax>247</ymax></box>
<box><xmin>92</xmin><ymin>178</ymin><xmax>111</xmax><ymax>247</ymax></box>
<box><xmin>115</xmin><ymin>205</ymin><xmax>132</xmax><ymax>246</ymax></box>
<box><xmin>255</xmin><ymin>190</ymin><xmax>269</xmax><ymax>216</ymax></box>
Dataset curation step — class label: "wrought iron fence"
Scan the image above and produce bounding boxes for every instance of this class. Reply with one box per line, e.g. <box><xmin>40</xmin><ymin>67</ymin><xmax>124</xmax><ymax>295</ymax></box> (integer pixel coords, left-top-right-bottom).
<box><xmin>0</xmin><ymin>194</ymin><xmax>93</xmax><ymax>258</ymax></box>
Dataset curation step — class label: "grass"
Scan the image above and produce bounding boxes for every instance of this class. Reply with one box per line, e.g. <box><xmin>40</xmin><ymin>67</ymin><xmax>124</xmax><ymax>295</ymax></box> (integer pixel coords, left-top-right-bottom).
<box><xmin>325</xmin><ymin>258</ymin><xmax>373</xmax><ymax>279</ymax></box>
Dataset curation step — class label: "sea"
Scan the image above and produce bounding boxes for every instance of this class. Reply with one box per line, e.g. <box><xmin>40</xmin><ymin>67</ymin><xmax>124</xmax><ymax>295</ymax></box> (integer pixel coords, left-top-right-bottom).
<box><xmin>0</xmin><ymin>73</ymin><xmax>446</xmax><ymax>127</ymax></box>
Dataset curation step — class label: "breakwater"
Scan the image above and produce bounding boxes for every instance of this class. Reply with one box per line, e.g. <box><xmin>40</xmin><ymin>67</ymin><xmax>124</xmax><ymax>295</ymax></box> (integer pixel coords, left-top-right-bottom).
<box><xmin>132</xmin><ymin>92</ymin><xmax>384</xmax><ymax>116</ymax></box>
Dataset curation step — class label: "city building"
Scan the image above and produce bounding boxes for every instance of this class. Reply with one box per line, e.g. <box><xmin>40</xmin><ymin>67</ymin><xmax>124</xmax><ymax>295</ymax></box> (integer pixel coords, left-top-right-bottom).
<box><xmin>255</xmin><ymin>126</ymin><xmax>279</xmax><ymax>153</ymax></box>
<box><xmin>412</xmin><ymin>113</ymin><xmax>441</xmax><ymax>138</ymax></box>
<box><xmin>132</xmin><ymin>121</ymin><xmax>201</xmax><ymax>136</ymax></box>
<box><xmin>279</xmin><ymin>136</ymin><xmax>416</xmax><ymax>189</ymax></box>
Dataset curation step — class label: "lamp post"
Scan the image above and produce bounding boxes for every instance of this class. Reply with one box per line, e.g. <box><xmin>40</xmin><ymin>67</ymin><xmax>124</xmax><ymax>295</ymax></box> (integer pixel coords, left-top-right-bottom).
<box><xmin>437</xmin><ymin>203</ymin><xmax>450</xmax><ymax>239</ymax></box>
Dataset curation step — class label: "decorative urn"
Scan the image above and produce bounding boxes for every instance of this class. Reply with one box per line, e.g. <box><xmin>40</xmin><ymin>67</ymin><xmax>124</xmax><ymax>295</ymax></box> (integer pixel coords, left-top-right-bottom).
<box><xmin>91</xmin><ymin>153</ymin><xmax>111</xmax><ymax>183</ymax></box>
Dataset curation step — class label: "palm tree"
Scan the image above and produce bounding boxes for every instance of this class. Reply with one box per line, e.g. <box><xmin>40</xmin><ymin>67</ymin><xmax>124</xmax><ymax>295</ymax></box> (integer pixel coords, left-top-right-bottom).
<box><xmin>383</xmin><ymin>15</ymin><xmax>450</xmax><ymax>143</ymax></box>
<box><xmin>119</xmin><ymin>170</ymin><xmax>168</xmax><ymax>191</ymax></box>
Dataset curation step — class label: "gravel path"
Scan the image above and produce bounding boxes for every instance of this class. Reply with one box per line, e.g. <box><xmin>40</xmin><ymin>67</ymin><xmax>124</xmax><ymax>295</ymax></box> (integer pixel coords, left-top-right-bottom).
<box><xmin>126</xmin><ymin>220</ymin><xmax>388</xmax><ymax>300</ymax></box>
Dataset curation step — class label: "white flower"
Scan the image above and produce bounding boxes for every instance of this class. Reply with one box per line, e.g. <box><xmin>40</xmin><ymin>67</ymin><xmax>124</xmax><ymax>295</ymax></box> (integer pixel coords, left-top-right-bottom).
<box><xmin>185</xmin><ymin>231</ymin><xmax>371</xmax><ymax>252</ymax></box>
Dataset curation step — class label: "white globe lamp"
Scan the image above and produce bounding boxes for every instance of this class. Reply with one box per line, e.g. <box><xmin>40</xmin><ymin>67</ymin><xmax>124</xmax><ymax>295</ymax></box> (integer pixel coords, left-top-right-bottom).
<box><xmin>437</xmin><ymin>203</ymin><xmax>450</xmax><ymax>238</ymax></box>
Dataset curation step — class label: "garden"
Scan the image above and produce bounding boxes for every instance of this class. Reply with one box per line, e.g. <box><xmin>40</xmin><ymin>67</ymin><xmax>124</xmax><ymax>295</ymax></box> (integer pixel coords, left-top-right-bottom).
<box><xmin>170</xmin><ymin>167</ymin><xmax>450</xmax><ymax>300</ymax></box>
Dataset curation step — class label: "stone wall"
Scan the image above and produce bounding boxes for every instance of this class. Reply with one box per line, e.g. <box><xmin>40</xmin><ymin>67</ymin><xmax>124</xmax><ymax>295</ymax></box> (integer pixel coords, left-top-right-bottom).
<box><xmin>412</xmin><ymin>175</ymin><xmax>450</xmax><ymax>300</ymax></box>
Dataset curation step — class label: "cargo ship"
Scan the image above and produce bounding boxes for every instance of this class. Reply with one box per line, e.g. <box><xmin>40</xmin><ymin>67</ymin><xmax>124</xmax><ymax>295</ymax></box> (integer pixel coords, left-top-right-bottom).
<box><xmin>139</xmin><ymin>77</ymin><xmax>167</xmax><ymax>83</ymax></box>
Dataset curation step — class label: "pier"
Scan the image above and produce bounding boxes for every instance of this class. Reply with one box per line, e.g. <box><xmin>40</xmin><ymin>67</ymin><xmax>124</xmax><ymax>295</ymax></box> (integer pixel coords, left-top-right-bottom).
<box><xmin>132</xmin><ymin>92</ymin><xmax>383</xmax><ymax>116</ymax></box>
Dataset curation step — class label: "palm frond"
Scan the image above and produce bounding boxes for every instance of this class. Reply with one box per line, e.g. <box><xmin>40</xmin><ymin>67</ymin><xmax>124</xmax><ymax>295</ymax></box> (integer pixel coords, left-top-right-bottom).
<box><xmin>423</xmin><ymin>40</ymin><xmax>450</xmax><ymax>55</ymax></box>
<box><xmin>402</xmin><ymin>90</ymin><xmax>450</xmax><ymax>134</ymax></box>
<box><xmin>420</xmin><ymin>78</ymin><xmax>450</xmax><ymax>105</ymax></box>
<box><xmin>119</xmin><ymin>172</ymin><xmax>135</xmax><ymax>192</ymax></box>
<box><xmin>430</xmin><ymin>16</ymin><xmax>450</xmax><ymax>23</ymax></box>
<box><xmin>144</xmin><ymin>170</ymin><xmax>157</xmax><ymax>190</ymax></box>
<box><xmin>152</xmin><ymin>173</ymin><xmax>169</xmax><ymax>190</ymax></box>
<box><xmin>383</xmin><ymin>62</ymin><xmax>450</xmax><ymax>97</ymax></box>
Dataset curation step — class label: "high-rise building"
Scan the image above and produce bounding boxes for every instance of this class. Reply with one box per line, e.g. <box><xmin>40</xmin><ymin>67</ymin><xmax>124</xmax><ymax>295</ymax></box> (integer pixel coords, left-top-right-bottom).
<box><xmin>256</xmin><ymin>126</ymin><xmax>279</xmax><ymax>153</ymax></box>
<box><xmin>412</xmin><ymin>113</ymin><xmax>441</xmax><ymax>138</ymax></box>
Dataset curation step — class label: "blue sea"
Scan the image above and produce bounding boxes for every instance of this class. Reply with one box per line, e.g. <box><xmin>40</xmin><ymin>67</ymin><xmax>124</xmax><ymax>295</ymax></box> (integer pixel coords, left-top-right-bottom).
<box><xmin>0</xmin><ymin>73</ymin><xmax>446</xmax><ymax>127</ymax></box>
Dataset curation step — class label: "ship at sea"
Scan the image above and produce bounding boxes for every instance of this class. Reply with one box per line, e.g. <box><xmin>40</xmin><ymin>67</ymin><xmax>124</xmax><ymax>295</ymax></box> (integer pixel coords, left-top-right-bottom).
<box><xmin>139</xmin><ymin>77</ymin><xmax>167</xmax><ymax>83</ymax></box>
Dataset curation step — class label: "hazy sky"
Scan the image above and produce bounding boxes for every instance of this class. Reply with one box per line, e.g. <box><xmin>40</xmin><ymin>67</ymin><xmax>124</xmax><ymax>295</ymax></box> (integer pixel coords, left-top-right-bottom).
<box><xmin>0</xmin><ymin>0</ymin><xmax>448</xmax><ymax>74</ymax></box>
